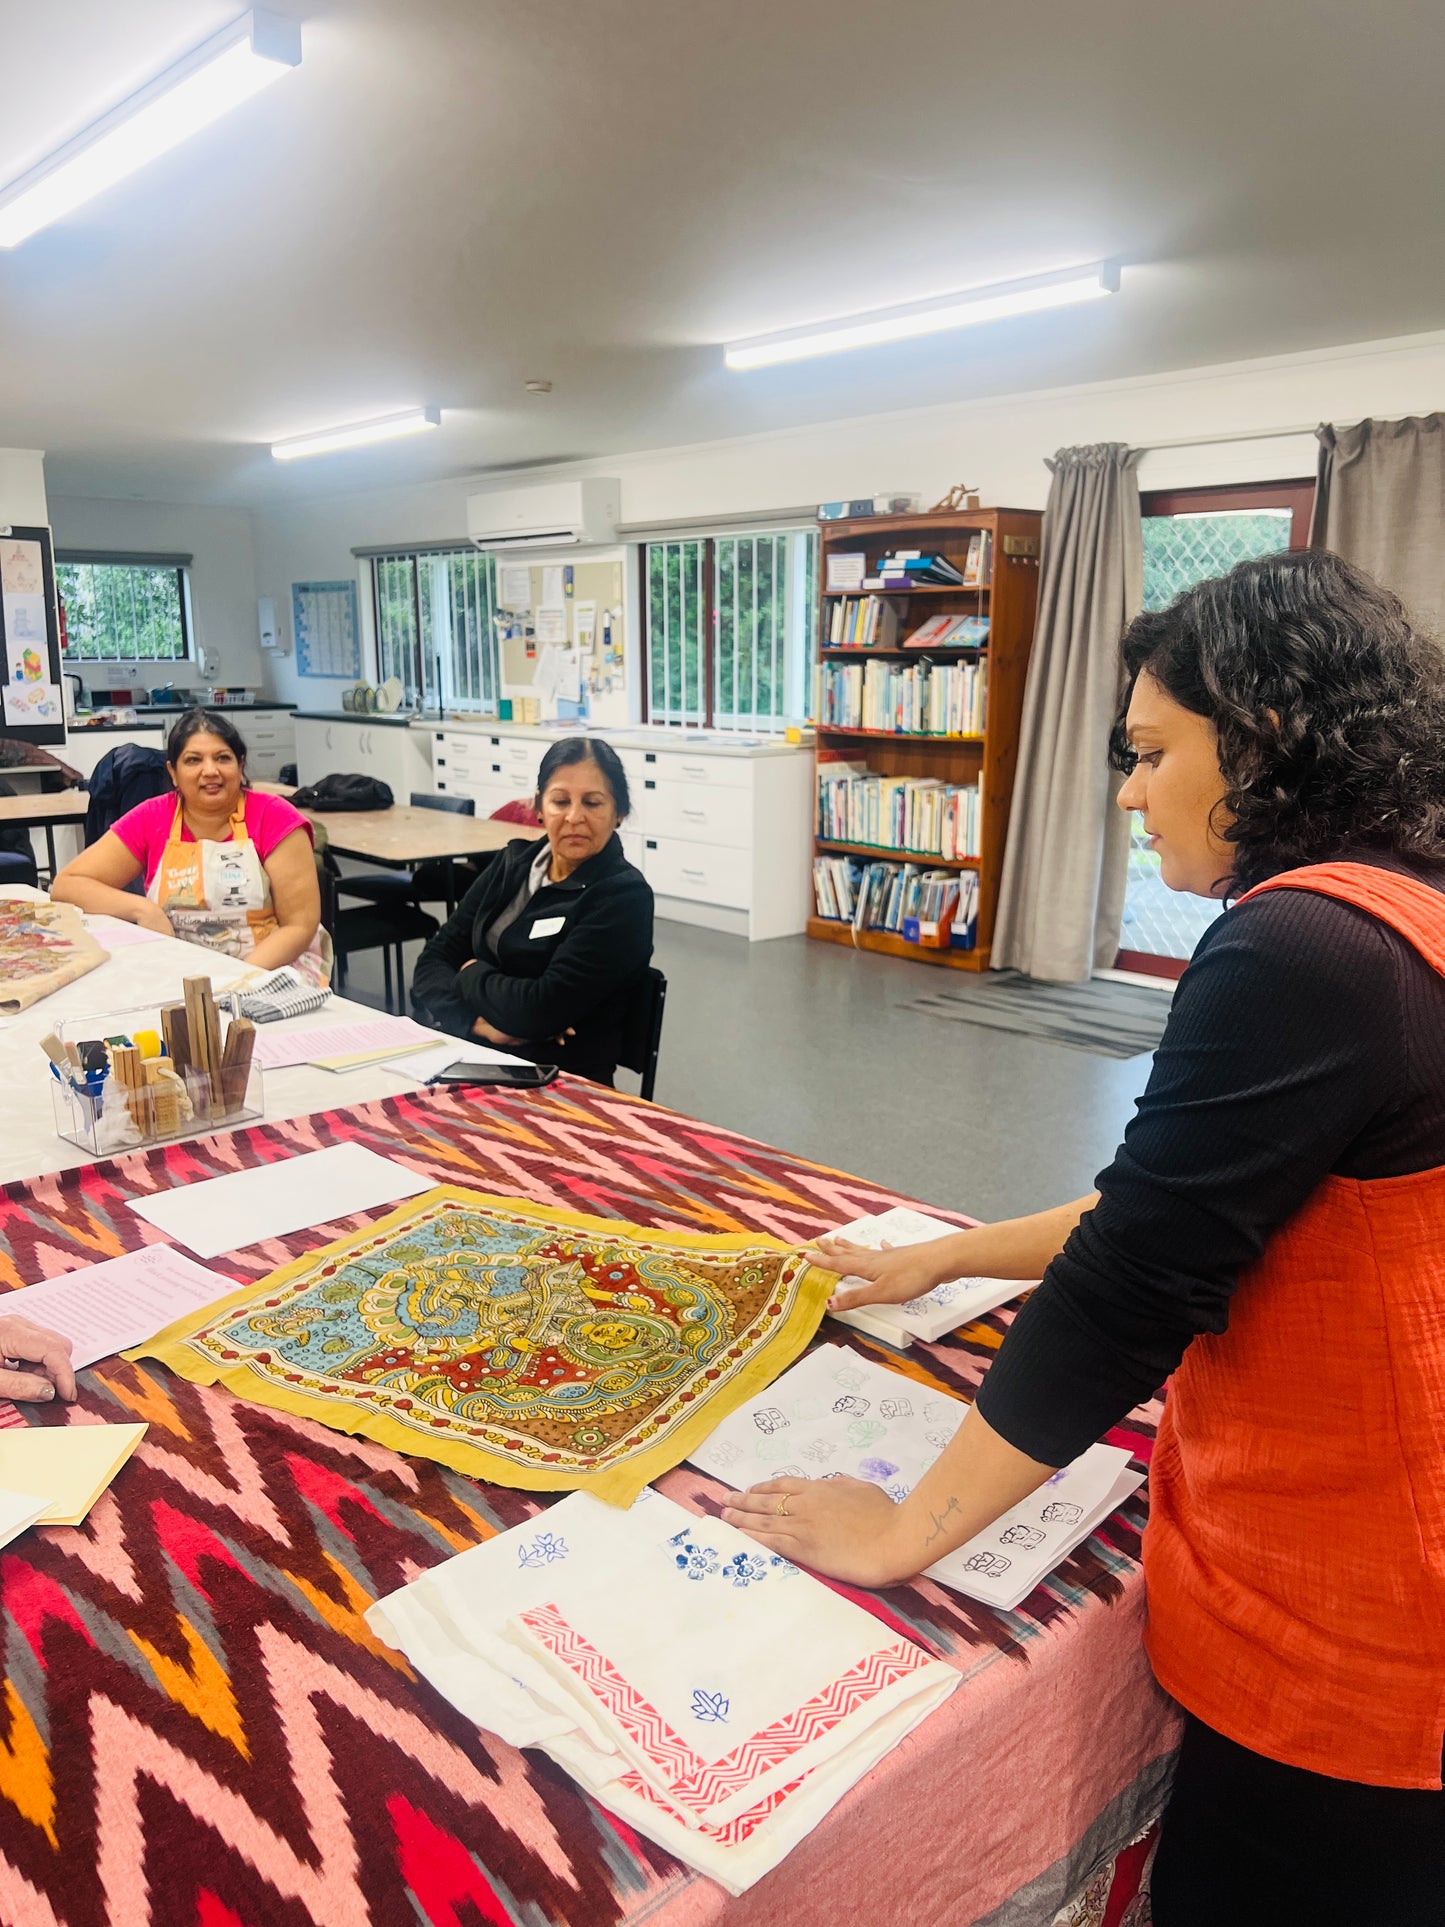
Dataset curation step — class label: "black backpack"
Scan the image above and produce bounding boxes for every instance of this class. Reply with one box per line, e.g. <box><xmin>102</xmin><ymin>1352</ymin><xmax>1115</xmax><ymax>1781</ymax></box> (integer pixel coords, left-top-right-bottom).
<box><xmin>290</xmin><ymin>773</ymin><xmax>394</xmax><ymax>812</ymax></box>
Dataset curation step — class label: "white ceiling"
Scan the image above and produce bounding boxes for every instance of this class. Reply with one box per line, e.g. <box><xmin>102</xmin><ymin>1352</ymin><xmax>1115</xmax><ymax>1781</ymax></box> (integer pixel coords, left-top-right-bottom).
<box><xmin>1</xmin><ymin>0</ymin><xmax>1443</xmax><ymax>507</ymax></box>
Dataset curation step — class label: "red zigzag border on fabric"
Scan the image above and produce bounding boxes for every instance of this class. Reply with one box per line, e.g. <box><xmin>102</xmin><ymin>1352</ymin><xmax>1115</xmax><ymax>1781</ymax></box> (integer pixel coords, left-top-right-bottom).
<box><xmin>519</xmin><ymin>1604</ymin><xmax>931</xmax><ymax>1813</ymax></box>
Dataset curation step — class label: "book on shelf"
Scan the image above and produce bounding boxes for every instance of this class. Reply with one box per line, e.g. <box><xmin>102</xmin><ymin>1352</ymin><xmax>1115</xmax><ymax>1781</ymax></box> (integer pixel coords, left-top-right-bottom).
<box><xmin>817</xmin><ymin>762</ymin><xmax>982</xmax><ymax>860</ymax></box>
<box><xmin>903</xmin><ymin>613</ymin><xmax>990</xmax><ymax>650</ymax></box>
<box><xmin>961</xmin><ymin>531</ymin><xmax>992</xmax><ymax>588</ymax></box>
<box><xmin>826</xmin><ymin>595</ymin><xmax>901</xmax><ymax>648</ymax></box>
<box><xmin>809</xmin><ymin>857</ymin><xmax>978</xmax><ymax>952</ymax></box>
<box><xmin>818</xmin><ymin>656</ymin><xmax>987</xmax><ymax>734</ymax></box>
<box><xmin>876</xmin><ymin>551</ymin><xmax>966</xmax><ymax>586</ymax></box>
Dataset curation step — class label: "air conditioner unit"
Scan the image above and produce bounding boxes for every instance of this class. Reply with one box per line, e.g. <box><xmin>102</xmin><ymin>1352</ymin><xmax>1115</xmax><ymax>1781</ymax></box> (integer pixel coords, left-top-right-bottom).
<box><xmin>467</xmin><ymin>477</ymin><xmax>620</xmax><ymax>550</ymax></box>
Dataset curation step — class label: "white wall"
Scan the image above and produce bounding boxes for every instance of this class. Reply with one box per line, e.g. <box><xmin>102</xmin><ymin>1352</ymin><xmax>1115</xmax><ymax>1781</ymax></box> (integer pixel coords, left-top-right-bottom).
<box><xmin>50</xmin><ymin>324</ymin><xmax>1445</xmax><ymax>712</ymax></box>
<box><xmin>0</xmin><ymin>449</ymin><xmax>48</xmax><ymax>526</ymax></box>
<box><xmin>249</xmin><ymin>327</ymin><xmax>1445</xmax><ymax>707</ymax></box>
<box><xmin>45</xmin><ymin>496</ymin><xmax>264</xmax><ymax>692</ymax></box>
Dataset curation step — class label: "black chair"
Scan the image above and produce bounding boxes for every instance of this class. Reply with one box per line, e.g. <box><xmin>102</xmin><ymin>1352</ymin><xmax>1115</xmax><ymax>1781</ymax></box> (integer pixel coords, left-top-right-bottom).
<box><xmin>336</xmin><ymin>791</ymin><xmax>479</xmax><ymax>916</ymax></box>
<box><xmin>323</xmin><ymin>853</ymin><xmax>438</xmax><ymax>1015</ymax></box>
<box><xmin>0</xmin><ymin>779</ymin><xmax>39</xmax><ymax>890</ymax></box>
<box><xmin>616</xmin><ymin>967</ymin><xmax>667</xmax><ymax>1102</ymax></box>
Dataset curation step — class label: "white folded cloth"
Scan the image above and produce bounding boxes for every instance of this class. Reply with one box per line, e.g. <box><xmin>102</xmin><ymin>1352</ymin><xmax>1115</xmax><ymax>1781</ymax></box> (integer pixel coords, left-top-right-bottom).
<box><xmin>366</xmin><ymin>1487</ymin><xmax>957</xmax><ymax>1892</ymax></box>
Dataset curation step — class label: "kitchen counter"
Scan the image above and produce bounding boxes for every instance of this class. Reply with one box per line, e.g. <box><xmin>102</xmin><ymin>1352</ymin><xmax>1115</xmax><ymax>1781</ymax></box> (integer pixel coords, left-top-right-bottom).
<box><xmin>410</xmin><ymin>715</ymin><xmax>813</xmax><ymax>758</ymax></box>
<box><xmin>293</xmin><ymin>709</ymin><xmax>417</xmax><ymax>729</ymax></box>
<box><xmin>69</xmin><ymin>701</ymin><xmax>297</xmax><ymax>731</ymax></box>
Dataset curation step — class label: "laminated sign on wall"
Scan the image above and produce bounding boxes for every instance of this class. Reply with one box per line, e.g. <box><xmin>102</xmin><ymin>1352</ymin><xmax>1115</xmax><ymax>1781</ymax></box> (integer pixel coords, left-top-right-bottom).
<box><xmin>0</xmin><ymin>525</ymin><xmax>65</xmax><ymax>745</ymax></box>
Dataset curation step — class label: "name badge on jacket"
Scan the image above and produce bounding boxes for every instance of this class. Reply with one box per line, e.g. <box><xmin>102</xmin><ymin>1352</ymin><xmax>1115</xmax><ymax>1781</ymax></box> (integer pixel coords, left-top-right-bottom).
<box><xmin>530</xmin><ymin>915</ymin><xmax>566</xmax><ymax>939</ymax></box>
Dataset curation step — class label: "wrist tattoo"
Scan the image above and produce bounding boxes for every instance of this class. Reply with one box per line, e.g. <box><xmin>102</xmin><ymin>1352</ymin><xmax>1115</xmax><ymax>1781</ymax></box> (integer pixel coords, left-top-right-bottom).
<box><xmin>922</xmin><ymin>1495</ymin><xmax>961</xmax><ymax>1546</ymax></box>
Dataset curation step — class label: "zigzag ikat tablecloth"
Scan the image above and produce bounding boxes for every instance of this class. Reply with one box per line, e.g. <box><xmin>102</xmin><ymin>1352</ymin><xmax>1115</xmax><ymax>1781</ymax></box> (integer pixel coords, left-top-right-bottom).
<box><xmin>0</xmin><ymin>1081</ymin><xmax>1177</xmax><ymax>1927</ymax></box>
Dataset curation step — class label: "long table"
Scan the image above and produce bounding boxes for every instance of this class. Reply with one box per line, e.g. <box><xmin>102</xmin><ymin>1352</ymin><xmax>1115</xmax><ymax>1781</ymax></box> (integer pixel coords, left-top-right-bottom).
<box><xmin>0</xmin><ymin>936</ymin><xmax>1176</xmax><ymax>1926</ymax></box>
<box><xmin>0</xmin><ymin>787</ymin><xmax>89</xmax><ymax>881</ymax></box>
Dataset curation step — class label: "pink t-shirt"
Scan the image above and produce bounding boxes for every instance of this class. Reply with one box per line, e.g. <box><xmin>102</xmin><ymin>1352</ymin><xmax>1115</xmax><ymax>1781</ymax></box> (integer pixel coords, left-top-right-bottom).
<box><xmin>112</xmin><ymin>789</ymin><xmax>314</xmax><ymax>889</ymax></box>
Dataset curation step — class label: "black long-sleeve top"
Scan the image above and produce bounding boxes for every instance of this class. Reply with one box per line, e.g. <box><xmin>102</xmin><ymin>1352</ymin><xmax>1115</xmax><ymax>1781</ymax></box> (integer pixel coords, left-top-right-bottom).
<box><xmin>410</xmin><ymin>834</ymin><xmax>653</xmax><ymax>1086</ymax></box>
<box><xmin>976</xmin><ymin>861</ymin><xmax>1445</xmax><ymax>1467</ymax></box>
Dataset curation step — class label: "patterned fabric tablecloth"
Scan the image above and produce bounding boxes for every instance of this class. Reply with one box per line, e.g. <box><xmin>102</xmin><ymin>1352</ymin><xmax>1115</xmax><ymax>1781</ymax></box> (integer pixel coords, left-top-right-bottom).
<box><xmin>0</xmin><ymin>1082</ymin><xmax>1177</xmax><ymax>1927</ymax></box>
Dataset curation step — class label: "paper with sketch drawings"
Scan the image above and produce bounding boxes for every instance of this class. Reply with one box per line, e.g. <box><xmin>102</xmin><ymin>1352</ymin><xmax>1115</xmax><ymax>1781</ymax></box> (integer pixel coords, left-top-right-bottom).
<box><xmin>825</xmin><ymin>1207</ymin><xmax>1035</xmax><ymax>1347</ymax></box>
<box><xmin>128</xmin><ymin>1144</ymin><xmax>432</xmax><ymax>1257</ymax></box>
<box><xmin>0</xmin><ymin>1245</ymin><xmax>233</xmax><ymax>1370</ymax></box>
<box><xmin>688</xmin><ymin>1345</ymin><xmax>1141</xmax><ymax>1613</ymax></box>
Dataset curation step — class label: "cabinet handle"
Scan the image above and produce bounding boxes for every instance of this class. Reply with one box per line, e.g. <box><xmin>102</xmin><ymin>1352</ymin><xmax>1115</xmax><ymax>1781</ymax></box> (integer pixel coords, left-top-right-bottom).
<box><xmin>681</xmin><ymin>763</ymin><xmax>706</xmax><ymax>777</ymax></box>
<box><xmin>682</xmin><ymin>807</ymin><xmax>705</xmax><ymax>821</ymax></box>
<box><xmin>325</xmin><ymin>726</ymin><xmax>333</xmax><ymax>751</ymax></box>
<box><xmin>644</xmin><ymin>779</ymin><xmax>656</xmax><ymax>790</ymax></box>
<box><xmin>682</xmin><ymin>867</ymin><xmax>706</xmax><ymax>880</ymax></box>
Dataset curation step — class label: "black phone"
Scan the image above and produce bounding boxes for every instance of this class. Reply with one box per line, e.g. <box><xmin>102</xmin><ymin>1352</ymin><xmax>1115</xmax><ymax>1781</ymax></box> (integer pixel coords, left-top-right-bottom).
<box><xmin>427</xmin><ymin>1060</ymin><xmax>559</xmax><ymax>1088</ymax></box>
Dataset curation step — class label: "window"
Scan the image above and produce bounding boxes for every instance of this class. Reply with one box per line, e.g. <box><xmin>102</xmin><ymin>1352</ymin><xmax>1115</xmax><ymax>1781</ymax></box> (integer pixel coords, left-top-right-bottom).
<box><xmin>371</xmin><ymin>548</ymin><xmax>499</xmax><ymax>713</ymax></box>
<box><xmin>55</xmin><ymin>556</ymin><xmax>190</xmax><ymax>662</ymax></box>
<box><xmin>1120</xmin><ymin>480</ymin><xmax>1314</xmax><ymax>976</ymax></box>
<box><xmin>643</xmin><ymin>527</ymin><xmax>817</xmax><ymax>731</ymax></box>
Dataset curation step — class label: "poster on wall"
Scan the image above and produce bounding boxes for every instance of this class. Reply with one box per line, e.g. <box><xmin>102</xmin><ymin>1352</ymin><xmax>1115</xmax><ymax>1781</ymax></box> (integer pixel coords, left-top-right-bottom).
<box><xmin>291</xmin><ymin>580</ymin><xmax>361</xmax><ymax>680</ymax></box>
<box><xmin>0</xmin><ymin>526</ymin><xmax>65</xmax><ymax>745</ymax></box>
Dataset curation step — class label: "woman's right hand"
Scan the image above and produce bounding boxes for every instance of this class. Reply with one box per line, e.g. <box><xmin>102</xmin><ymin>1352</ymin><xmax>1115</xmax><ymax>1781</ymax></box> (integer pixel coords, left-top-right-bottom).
<box><xmin>133</xmin><ymin>901</ymin><xmax>175</xmax><ymax>937</ymax></box>
<box><xmin>812</xmin><ymin>1234</ymin><xmax>958</xmax><ymax>1311</ymax></box>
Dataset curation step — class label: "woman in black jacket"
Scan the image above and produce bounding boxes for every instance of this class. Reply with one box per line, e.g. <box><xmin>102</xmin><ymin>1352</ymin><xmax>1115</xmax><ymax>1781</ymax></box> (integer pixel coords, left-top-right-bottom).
<box><xmin>410</xmin><ymin>737</ymin><xmax>653</xmax><ymax>1085</ymax></box>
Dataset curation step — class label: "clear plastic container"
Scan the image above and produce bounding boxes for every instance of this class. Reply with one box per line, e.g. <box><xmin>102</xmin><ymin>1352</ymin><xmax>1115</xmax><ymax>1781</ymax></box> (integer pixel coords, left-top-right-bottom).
<box><xmin>50</xmin><ymin>996</ymin><xmax>263</xmax><ymax>1157</ymax></box>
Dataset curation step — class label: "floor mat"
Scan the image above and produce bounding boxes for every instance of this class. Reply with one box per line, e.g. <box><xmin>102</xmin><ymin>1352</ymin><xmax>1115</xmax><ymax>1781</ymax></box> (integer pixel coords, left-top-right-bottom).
<box><xmin>899</xmin><ymin>969</ymin><xmax>1173</xmax><ymax>1058</ymax></box>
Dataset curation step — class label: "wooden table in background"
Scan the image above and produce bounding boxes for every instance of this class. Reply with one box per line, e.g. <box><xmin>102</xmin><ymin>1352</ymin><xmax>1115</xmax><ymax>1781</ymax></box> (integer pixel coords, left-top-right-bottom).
<box><xmin>255</xmin><ymin>780</ymin><xmax>542</xmax><ymax>911</ymax></box>
<box><xmin>0</xmin><ymin>788</ymin><xmax>89</xmax><ymax>877</ymax></box>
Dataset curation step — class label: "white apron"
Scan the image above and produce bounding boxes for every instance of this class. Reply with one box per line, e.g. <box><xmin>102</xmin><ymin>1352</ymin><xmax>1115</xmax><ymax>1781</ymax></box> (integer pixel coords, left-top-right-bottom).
<box><xmin>147</xmin><ymin>797</ymin><xmax>331</xmax><ymax>984</ymax></box>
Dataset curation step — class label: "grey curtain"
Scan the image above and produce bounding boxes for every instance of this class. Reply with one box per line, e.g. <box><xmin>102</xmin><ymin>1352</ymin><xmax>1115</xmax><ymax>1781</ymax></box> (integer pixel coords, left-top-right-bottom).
<box><xmin>1311</xmin><ymin>415</ymin><xmax>1445</xmax><ymax>635</ymax></box>
<box><xmin>992</xmin><ymin>443</ymin><xmax>1142</xmax><ymax>982</ymax></box>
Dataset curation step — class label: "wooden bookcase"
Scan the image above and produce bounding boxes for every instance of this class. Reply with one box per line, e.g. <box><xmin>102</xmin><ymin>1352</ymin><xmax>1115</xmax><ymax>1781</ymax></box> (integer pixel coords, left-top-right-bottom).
<box><xmin>809</xmin><ymin>506</ymin><xmax>1043</xmax><ymax>973</ymax></box>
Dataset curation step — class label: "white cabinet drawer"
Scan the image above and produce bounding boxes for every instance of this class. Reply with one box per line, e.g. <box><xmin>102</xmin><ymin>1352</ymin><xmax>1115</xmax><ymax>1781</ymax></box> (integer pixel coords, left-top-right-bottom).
<box><xmin>639</xmin><ymin>749</ymin><xmax>752</xmax><ymax>793</ymax></box>
<box><xmin>620</xmin><ymin>827</ymin><xmax>644</xmax><ymax>871</ymax></box>
<box><xmin>638</xmin><ymin>779</ymin><xmax>751</xmax><ymax>849</ymax></box>
<box><xmin>642</xmin><ymin>835</ymin><xmax>751</xmax><ymax>909</ymax></box>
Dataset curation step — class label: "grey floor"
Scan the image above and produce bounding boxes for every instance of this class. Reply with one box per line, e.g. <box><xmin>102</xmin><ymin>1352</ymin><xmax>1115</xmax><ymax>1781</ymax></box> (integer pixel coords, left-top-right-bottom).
<box><xmin>344</xmin><ymin>919</ymin><xmax>1159</xmax><ymax>1224</ymax></box>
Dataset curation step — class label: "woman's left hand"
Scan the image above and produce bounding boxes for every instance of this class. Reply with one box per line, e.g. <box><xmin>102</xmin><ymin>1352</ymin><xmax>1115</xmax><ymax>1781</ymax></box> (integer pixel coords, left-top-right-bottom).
<box><xmin>721</xmin><ymin>1476</ymin><xmax>911</xmax><ymax>1588</ymax></box>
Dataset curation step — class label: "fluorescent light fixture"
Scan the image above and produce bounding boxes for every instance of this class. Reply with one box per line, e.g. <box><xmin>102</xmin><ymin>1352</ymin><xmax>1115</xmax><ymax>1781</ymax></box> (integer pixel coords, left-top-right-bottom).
<box><xmin>724</xmin><ymin>261</ymin><xmax>1121</xmax><ymax>371</ymax></box>
<box><xmin>0</xmin><ymin>10</ymin><xmax>302</xmax><ymax>249</ymax></box>
<box><xmin>270</xmin><ymin>408</ymin><xmax>443</xmax><ymax>462</ymax></box>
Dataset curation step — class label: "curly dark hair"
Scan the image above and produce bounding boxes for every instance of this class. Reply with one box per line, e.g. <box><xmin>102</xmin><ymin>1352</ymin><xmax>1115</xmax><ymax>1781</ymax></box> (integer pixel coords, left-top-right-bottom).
<box><xmin>1109</xmin><ymin>550</ymin><xmax>1445</xmax><ymax>894</ymax></box>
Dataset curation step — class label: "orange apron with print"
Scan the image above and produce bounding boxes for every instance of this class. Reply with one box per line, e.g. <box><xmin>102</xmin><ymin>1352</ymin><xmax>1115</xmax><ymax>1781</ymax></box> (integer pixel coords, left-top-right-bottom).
<box><xmin>1144</xmin><ymin>862</ymin><xmax>1445</xmax><ymax>1788</ymax></box>
<box><xmin>148</xmin><ymin>798</ymin><xmax>330</xmax><ymax>983</ymax></box>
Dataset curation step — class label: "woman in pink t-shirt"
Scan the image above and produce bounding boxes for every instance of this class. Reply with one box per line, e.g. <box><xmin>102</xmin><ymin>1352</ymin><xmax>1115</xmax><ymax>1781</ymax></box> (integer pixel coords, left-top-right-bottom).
<box><xmin>52</xmin><ymin>709</ymin><xmax>328</xmax><ymax>980</ymax></box>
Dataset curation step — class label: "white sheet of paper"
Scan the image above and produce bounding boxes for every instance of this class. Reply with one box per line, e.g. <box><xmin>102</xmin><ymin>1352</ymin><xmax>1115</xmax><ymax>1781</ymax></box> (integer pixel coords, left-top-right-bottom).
<box><xmin>499</xmin><ymin>565</ymin><xmax>533</xmax><ymax>611</ymax></box>
<box><xmin>825</xmin><ymin>1207</ymin><xmax>1034</xmax><ymax>1346</ymax></box>
<box><xmin>535</xmin><ymin>606</ymin><xmax>568</xmax><ymax>646</ymax></box>
<box><xmin>573</xmin><ymin>601</ymin><xmax>597</xmax><ymax>649</ymax></box>
<box><xmin>532</xmin><ymin>642</ymin><xmax>564</xmax><ymax>695</ymax></box>
<box><xmin>251</xmin><ymin>1016</ymin><xmax>434</xmax><ymax>1070</ymax></box>
<box><xmin>556</xmin><ymin>651</ymin><xmax>582</xmax><ymax>702</ymax></box>
<box><xmin>128</xmin><ymin>1143</ymin><xmax>432</xmax><ymax>1257</ymax></box>
<box><xmin>380</xmin><ymin>1041</ymin><xmax>527</xmax><ymax>1080</ymax></box>
<box><xmin>85</xmin><ymin>917</ymin><xmax>168</xmax><ymax>951</ymax></box>
<box><xmin>0</xmin><ymin>1490</ymin><xmax>49</xmax><ymax>1551</ymax></box>
<box><xmin>0</xmin><ymin>1245</ymin><xmax>234</xmax><ymax>1369</ymax></box>
<box><xmin>541</xmin><ymin>566</ymin><xmax>564</xmax><ymax>607</ymax></box>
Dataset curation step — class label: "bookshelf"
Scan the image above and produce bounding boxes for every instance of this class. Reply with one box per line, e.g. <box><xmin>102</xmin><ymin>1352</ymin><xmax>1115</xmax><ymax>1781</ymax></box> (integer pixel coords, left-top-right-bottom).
<box><xmin>809</xmin><ymin>506</ymin><xmax>1043</xmax><ymax>973</ymax></box>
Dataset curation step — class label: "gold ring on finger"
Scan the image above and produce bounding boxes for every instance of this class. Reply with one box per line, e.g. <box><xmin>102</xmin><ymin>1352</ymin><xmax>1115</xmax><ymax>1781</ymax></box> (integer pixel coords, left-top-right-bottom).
<box><xmin>775</xmin><ymin>1494</ymin><xmax>790</xmax><ymax>1518</ymax></box>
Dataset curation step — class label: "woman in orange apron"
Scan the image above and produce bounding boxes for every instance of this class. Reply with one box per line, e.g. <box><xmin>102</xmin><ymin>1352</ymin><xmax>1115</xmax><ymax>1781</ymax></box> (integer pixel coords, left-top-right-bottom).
<box><xmin>725</xmin><ymin>553</ymin><xmax>1445</xmax><ymax>1925</ymax></box>
<box><xmin>54</xmin><ymin>708</ymin><xmax>330</xmax><ymax>982</ymax></box>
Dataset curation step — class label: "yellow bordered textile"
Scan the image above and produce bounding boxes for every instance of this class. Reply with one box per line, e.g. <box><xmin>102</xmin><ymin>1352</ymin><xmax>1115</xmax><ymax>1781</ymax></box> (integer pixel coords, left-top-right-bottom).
<box><xmin>132</xmin><ymin>1187</ymin><xmax>834</xmax><ymax>1506</ymax></box>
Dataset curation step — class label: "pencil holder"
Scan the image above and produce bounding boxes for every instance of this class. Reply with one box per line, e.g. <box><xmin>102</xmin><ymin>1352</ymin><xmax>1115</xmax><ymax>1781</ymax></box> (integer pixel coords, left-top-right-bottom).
<box><xmin>50</xmin><ymin>995</ymin><xmax>264</xmax><ymax>1157</ymax></box>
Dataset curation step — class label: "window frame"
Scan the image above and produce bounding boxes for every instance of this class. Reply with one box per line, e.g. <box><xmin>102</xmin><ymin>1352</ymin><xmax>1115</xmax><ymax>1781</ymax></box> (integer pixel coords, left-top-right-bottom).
<box><xmin>54</xmin><ymin>552</ymin><xmax>193</xmax><ymax>665</ymax></box>
<box><xmin>1140</xmin><ymin>478</ymin><xmax>1315</xmax><ymax>547</ymax></box>
<box><xmin>638</xmin><ymin>526</ymin><xmax>817</xmax><ymax>733</ymax></box>
<box><xmin>1119</xmin><ymin>476</ymin><xmax>1316</xmax><ymax>980</ymax></box>
<box><xmin>368</xmin><ymin>546</ymin><xmax>500</xmax><ymax>715</ymax></box>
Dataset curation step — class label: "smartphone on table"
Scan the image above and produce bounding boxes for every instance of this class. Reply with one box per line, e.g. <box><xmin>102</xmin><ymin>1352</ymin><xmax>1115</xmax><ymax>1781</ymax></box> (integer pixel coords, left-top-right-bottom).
<box><xmin>427</xmin><ymin>1060</ymin><xmax>559</xmax><ymax>1088</ymax></box>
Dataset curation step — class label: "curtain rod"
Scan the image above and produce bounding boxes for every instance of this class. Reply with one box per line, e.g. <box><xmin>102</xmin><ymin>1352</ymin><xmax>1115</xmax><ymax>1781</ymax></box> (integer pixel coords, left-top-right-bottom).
<box><xmin>1138</xmin><ymin>424</ymin><xmax>1318</xmax><ymax>454</ymax></box>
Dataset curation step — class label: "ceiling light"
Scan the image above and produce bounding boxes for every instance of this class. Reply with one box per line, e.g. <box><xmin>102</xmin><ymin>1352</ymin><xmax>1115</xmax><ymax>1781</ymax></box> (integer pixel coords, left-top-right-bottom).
<box><xmin>270</xmin><ymin>408</ymin><xmax>442</xmax><ymax>462</ymax></box>
<box><xmin>0</xmin><ymin>11</ymin><xmax>302</xmax><ymax>250</ymax></box>
<box><xmin>724</xmin><ymin>262</ymin><xmax>1121</xmax><ymax>371</ymax></box>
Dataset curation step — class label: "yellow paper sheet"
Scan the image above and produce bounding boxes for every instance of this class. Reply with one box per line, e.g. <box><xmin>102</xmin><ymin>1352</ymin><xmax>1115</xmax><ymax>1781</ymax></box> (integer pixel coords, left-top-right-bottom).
<box><xmin>0</xmin><ymin>1422</ymin><xmax>147</xmax><ymax>1525</ymax></box>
